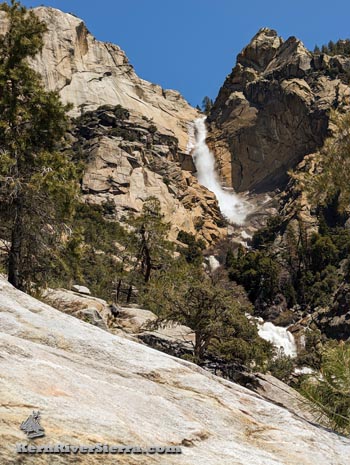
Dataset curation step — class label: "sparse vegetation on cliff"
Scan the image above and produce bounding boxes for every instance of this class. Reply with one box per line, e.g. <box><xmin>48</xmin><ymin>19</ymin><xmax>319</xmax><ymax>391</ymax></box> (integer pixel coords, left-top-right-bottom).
<box><xmin>314</xmin><ymin>39</ymin><xmax>350</xmax><ymax>56</ymax></box>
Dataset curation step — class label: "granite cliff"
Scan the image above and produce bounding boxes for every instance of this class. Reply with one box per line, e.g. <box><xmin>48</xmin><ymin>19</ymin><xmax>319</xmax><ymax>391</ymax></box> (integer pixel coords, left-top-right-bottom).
<box><xmin>0</xmin><ymin>6</ymin><xmax>225</xmax><ymax>242</ymax></box>
<box><xmin>207</xmin><ymin>28</ymin><xmax>350</xmax><ymax>193</ymax></box>
<box><xmin>22</xmin><ymin>7</ymin><xmax>197</xmax><ymax>151</ymax></box>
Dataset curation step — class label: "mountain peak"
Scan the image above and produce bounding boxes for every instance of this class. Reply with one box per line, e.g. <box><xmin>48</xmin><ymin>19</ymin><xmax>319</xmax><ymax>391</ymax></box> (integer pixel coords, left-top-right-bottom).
<box><xmin>237</xmin><ymin>28</ymin><xmax>283</xmax><ymax>71</ymax></box>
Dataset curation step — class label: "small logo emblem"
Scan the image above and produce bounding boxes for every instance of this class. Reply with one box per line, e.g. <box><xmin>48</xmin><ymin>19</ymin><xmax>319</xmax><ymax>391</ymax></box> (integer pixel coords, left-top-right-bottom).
<box><xmin>20</xmin><ymin>411</ymin><xmax>45</xmax><ymax>439</ymax></box>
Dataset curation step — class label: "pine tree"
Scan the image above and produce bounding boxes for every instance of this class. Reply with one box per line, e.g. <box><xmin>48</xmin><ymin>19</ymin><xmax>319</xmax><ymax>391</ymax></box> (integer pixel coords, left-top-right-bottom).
<box><xmin>301</xmin><ymin>343</ymin><xmax>350</xmax><ymax>434</ymax></box>
<box><xmin>202</xmin><ymin>96</ymin><xmax>214</xmax><ymax>115</ymax></box>
<box><xmin>140</xmin><ymin>259</ymin><xmax>272</xmax><ymax>364</ymax></box>
<box><xmin>130</xmin><ymin>197</ymin><xmax>173</xmax><ymax>282</ymax></box>
<box><xmin>313</xmin><ymin>45</ymin><xmax>320</xmax><ymax>54</ymax></box>
<box><xmin>328</xmin><ymin>40</ymin><xmax>336</xmax><ymax>53</ymax></box>
<box><xmin>0</xmin><ymin>1</ymin><xmax>78</xmax><ymax>291</ymax></box>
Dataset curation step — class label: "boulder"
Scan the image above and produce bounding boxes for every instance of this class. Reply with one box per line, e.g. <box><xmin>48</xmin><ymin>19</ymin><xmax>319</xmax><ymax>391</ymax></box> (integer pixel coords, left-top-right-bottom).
<box><xmin>71</xmin><ymin>284</ymin><xmax>91</xmax><ymax>295</ymax></box>
<box><xmin>75</xmin><ymin>307</ymin><xmax>107</xmax><ymax>330</ymax></box>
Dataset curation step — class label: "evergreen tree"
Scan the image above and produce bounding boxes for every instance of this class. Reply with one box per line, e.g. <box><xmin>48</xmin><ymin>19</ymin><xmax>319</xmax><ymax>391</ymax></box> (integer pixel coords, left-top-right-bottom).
<box><xmin>177</xmin><ymin>230</ymin><xmax>205</xmax><ymax>265</ymax></box>
<box><xmin>328</xmin><ymin>40</ymin><xmax>336</xmax><ymax>53</ymax></box>
<box><xmin>0</xmin><ymin>1</ymin><xmax>78</xmax><ymax>290</ymax></box>
<box><xmin>140</xmin><ymin>260</ymin><xmax>272</xmax><ymax>364</ymax></box>
<box><xmin>128</xmin><ymin>196</ymin><xmax>173</xmax><ymax>284</ymax></box>
<box><xmin>316</xmin><ymin>38</ymin><xmax>350</xmax><ymax>57</ymax></box>
<box><xmin>313</xmin><ymin>45</ymin><xmax>320</xmax><ymax>54</ymax></box>
<box><xmin>301</xmin><ymin>343</ymin><xmax>350</xmax><ymax>434</ymax></box>
<box><xmin>202</xmin><ymin>96</ymin><xmax>214</xmax><ymax>115</ymax></box>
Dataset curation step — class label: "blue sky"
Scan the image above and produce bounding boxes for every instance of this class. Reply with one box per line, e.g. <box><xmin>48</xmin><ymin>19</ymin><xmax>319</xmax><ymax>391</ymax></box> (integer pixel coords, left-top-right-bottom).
<box><xmin>20</xmin><ymin>0</ymin><xmax>350</xmax><ymax>107</ymax></box>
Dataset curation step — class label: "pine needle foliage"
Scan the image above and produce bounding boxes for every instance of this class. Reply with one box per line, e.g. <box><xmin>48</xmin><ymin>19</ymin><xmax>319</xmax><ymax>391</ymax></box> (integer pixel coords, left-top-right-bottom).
<box><xmin>301</xmin><ymin>343</ymin><xmax>350</xmax><ymax>434</ymax></box>
<box><xmin>0</xmin><ymin>1</ymin><xmax>78</xmax><ymax>291</ymax></box>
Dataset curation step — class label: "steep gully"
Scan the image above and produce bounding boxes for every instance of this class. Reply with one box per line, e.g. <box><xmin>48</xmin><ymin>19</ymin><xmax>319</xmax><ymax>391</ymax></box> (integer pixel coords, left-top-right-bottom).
<box><xmin>189</xmin><ymin>117</ymin><xmax>297</xmax><ymax>357</ymax></box>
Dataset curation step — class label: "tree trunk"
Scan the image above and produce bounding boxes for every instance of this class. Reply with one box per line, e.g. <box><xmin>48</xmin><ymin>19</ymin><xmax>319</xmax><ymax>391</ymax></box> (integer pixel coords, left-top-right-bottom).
<box><xmin>126</xmin><ymin>284</ymin><xmax>133</xmax><ymax>304</ymax></box>
<box><xmin>115</xmin><ymin>278</ymin><xmax>122</xmax><ymax>303</ymax></box>
<box><xmin>143</xmin><ymin>244</ymin><xmax>152</xmax><ymax>283</ymax></box>
<box><xmin>8</xmin><ymin>199</ymin><xmax>24</xmax><ymax>290</ymax></box>
<box><xmin>140</xmin><ymin>229</ymin><xmax>152</xmax><ymax>283</ymax></box>
<box><xmin>194</xmin><ymin>332</ymin><xmax>204</xmax><ymax>361</ymax></box>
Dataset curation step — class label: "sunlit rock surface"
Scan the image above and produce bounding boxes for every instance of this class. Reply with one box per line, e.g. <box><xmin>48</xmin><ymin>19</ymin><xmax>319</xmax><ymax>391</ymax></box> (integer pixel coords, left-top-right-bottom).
<box><xmin>207</xmin><ymin>28</ymin><xmax>350</xmax><ymax>193</ymax></box>
<box><xmin>0</xmin><ymin>7</ymin><xmax>198</xmax><ymax>151</ymax></box>
<box><xmin>0</xmin><ymin>277</ymin><xmax>349</xmax><ymax>464</ymax></box>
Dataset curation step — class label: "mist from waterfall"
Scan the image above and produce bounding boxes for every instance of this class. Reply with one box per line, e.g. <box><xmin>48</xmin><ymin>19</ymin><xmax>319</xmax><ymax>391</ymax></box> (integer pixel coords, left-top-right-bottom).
<box><xmin>191</xmin><ymin>117</ymin><xmax>251</xmax><ymax>225</ymax></box>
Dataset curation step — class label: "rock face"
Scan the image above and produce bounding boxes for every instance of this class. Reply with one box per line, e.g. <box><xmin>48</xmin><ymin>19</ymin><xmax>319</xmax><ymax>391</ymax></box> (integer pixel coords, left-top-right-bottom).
<box><xmin>42</xmin><ymin>287</ymin><xmax>195</xmax><ymax>353</ymax></box>
<box><xmin>42</xmin><ymin>286</ymin><xmax>322</xmax><ymax>423</ymax></box>
<box><xmin>0</xmin><ymin>6</ymin><xmax>225</xmax><ymax>242</ymax></box>
<box><xmin>12</xmin><ymin>7</ymin><xmax>198</xmax><ymax>151</ymax></box>
<box><xmin>68</xmin><ymin>105</ymin><xmax>226</xmax><ymax>242</ymax></box>
<box><xmin>207</xmin><ymin>28</ymin><xmax>350</xmax><ymax>193</ymax></box>
<box><xmin>253</xmin><ymin>373</ymin><xmax>321</xmax><ymax>423</ymax></box>
<box><xmin>1</xmin><ymin>277</ymin><xmax>349</xmax><ymax>465</ymax></box>
<box><xmin>315</xmin><ymin>283</ymin><xmax>350</xmax><ymax>340</ymax></box>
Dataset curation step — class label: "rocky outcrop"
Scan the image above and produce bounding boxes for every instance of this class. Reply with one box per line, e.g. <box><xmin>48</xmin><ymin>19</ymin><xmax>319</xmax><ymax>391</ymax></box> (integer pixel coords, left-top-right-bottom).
<box><xmin>68</xmin><ymin>105</ymin><xmax>226</xmax><ymax>242</ymax></box>
<box><xmin>42</xmin><ymin>287</ymin><xmax>195</xmax><ymax>355</ymax></box>
<box><xmin>315</xmin><ymin>284</ymin><xmax>350</xmax><ymax>340</ymax></box>
<box><xmin>1</xmin><ymin>277</ymin><xmax>349</xmax><ymax>464</ymax></box>
<box><xmin>207</xmin><ymin>28</ymin><xmax>350</xmax><ymax>193</ymax></box>
<box><xmin>0</xmin><ymin>7</ymin><xmax>227</xmax><ymax>243</ymax></box>
<box><xmin>41</xmin><ymin>286</ymin><xmax>325</xmax><ymax>423</ymax></box>
<box><xmin>42</xmin><ymin>288</ymin><xmax>113</xmax><ymax>333</ymax></box>
<box><xmin>15</xmin><ymin>7</ymin><xmax>198</xmax><ymax>151</ymax></box>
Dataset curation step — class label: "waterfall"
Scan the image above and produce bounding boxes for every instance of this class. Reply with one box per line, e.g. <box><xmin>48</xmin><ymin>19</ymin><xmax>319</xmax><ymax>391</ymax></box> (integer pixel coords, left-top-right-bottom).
<box><xmin>208</xmin><ymin>255</ymin><xmax>220</xmax><ymax>272</ymax></box>
<box><xmin>190</xmin><ymin>119</ymin><xmax>298</xmax><ymax>357</ymax></box>
<box><xmin>258</xmin><ymin>321</ymin><xmax>297</xmax><ymax>358</ymax></box>
<box><xmin>191</xmin><ymin>116</ymin><xmax>251</xmax><ymax>225</ymax></box>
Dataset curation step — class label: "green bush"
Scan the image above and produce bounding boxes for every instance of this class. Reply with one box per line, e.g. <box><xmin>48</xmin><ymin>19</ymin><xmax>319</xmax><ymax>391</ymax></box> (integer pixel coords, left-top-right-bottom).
<box><xmin>109</xmin><ymin>127</ymin><xmax>137</xmax><ymax>141</ymax></box>
<box><xmin>113</xmin><ymin>104</ymin><xmax>130</xmax><ymax>120</ymax></box>
<box><xmin>301</xmin><ymin>342</ymin><xmax>350</xmax><ymax>434</ymax></box>
<box><xmin>252</xmin><ymin>216</ymin><xmax>283</xmax><ymax>249</ymax></box>
<box><xmin>227</xmin><ymin>250</ymin><xmax>279</xmax><ymax>302</ymax></box>
<box><xmin>177</xmin><ymin>231</ymin><xmax>205</xmax><ymax>265</ymax></box>
<box><xmin>266</xmin><ymin>351</ymin><xmax>294</xmax><ymax>382</ymax></box>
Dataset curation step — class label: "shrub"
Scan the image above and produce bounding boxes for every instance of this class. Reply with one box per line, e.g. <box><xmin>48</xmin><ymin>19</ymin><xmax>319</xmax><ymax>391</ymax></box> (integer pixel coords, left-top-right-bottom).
<box><xmin>266</xmin><ymin>351</ymin><xmax>295</xmax><ymax>382</ymax></box>
<box><xmin>301</xmin><ymin>342</ymin><xmax>350</xmax><ymax>434</ymax></box>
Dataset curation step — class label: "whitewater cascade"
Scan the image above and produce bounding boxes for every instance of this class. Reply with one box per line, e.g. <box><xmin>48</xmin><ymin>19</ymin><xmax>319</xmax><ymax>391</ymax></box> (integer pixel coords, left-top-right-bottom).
<box><xmin>189</xmin><ymin>118</ymin><xmax>298</xmax><ymax>356</ymax></box>
<box><xmin>258</xmin><ymin>321</ymin><xmax>297</xmax><ymax>357</ymax></box>
<box><xmin>190</xmin><ymin>117</ymin><xmax>251</xmax><ymax>224</ymax></box>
